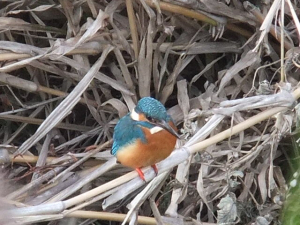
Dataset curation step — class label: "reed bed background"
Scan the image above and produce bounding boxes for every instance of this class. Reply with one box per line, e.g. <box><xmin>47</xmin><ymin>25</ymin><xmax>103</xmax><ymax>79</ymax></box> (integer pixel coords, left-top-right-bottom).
<box><xmin>0</xmin><ymin>0</ymin><xmax>300</xmax><ymax>224</ymax></box>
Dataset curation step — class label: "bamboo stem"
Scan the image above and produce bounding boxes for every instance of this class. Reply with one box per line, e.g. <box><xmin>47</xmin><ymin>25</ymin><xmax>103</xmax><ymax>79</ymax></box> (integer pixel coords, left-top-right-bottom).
<box><xmin>189</xmin><ymin>87</ymin><xmax>300</xmax><ymax>154</ymax></box>
<box><xmin>65</xmin><ymin>210</ymin><xmax>156</xmax><ymax>225</ymax></box>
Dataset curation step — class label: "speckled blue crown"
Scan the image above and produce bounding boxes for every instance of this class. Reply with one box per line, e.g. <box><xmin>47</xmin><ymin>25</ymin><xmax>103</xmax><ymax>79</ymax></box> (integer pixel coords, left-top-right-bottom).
<box><xmin>135</xmin><ymin>97</ymin><xmax>168</xmax><ymax>121</ymax></box>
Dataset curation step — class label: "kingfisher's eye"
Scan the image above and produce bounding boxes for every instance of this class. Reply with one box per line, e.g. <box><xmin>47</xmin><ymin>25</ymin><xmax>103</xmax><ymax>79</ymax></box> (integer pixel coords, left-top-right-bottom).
<box><xmin>146</xmin><ymin>115</ymin><xmax>156</xmax><ymax>123</ymax></box>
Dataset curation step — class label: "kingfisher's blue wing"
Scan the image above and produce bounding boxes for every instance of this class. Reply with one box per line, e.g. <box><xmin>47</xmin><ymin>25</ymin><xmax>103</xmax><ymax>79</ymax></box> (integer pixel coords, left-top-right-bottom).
<box><xmin>111</xmin><ymin>114</ymin><xmax>149</xmax><ymax>156</ymax></box>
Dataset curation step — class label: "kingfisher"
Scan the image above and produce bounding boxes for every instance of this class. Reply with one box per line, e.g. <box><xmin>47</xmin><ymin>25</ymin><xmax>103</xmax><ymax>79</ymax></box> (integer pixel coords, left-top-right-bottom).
<box><xmin>111</xmin><ymin>97</ymin><xmax>180</xmax><ymax>180</ymax></box>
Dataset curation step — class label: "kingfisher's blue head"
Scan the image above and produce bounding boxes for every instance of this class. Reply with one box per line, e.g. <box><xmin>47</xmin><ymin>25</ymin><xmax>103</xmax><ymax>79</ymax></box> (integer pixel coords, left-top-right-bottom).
<box><xmin>134</xmin><ymin>97</ymin><xmax>168</xmax><ymax>121</ymax></box>
<box><xmin>131</xmin><ymin>97</ymin><xmax>180</xmax><ymax>138</ymax></box>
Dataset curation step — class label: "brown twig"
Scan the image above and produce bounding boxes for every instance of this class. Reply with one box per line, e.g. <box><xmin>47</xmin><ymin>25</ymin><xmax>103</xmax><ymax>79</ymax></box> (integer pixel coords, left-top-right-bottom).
<box><xmin>126</xmin><ymin>0</ymin><xmax>139</xmax><ymax>59</ymax></box>
<box><xmin>1</xmin><ymin>114</ymin><xmax>91</xmax><ymax>132</ymax></box>
<box><xmin>144</xmin><ymin>0</ymin><xmax>253</xmax><ymax>37</ymax></box>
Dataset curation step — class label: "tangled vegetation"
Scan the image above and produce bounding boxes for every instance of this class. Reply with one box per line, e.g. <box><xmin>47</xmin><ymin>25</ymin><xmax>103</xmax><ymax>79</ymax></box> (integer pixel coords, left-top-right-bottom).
<box><xmin>0</xmin><ymin>0</ymin><xmax>300</xmax><ymax>224</ymax></box>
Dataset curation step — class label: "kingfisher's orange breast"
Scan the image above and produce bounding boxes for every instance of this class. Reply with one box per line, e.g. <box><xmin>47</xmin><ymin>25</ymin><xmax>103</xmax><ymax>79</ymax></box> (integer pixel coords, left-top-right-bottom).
<box><xmin>116</xmin><ymin>121</ymin><xmax>177</xmax><ymax>169</ymax></box>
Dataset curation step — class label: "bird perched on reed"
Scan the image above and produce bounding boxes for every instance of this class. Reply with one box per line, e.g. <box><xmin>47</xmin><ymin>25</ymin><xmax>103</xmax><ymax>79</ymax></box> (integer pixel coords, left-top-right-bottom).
<box><xmin>111</xmin><ymin>97</ymin><xmax>179</xmax><ymax>180</ymax></box>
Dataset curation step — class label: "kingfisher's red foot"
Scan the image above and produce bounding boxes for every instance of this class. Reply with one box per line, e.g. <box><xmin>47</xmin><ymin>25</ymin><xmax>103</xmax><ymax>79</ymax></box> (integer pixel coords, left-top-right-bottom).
<box><xmin>151</xmin><ymin>164</ymin><xmax>158</xmax><ymax>175</ymax></box>
<box><xmin>136</xmin><ymin>165</ymin><xmax>158</xmax><ymax>181</ymax></box>
<box><xmin>136</xmin><ymin>168</ymin><xmax>145</xmax><ymax>181</ymax></box>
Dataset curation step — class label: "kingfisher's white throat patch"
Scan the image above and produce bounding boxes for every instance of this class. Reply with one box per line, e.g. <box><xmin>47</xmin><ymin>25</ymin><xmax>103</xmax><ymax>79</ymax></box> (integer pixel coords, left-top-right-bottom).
<box><xmin>149</xmin><ymin>126</ymin><xmax>163</xmax><ymax>134</ymax></box>
<box><xmin>130</xmin><ymin>109</ymin><xmax>140</xmax><ymax>121</ymax></box>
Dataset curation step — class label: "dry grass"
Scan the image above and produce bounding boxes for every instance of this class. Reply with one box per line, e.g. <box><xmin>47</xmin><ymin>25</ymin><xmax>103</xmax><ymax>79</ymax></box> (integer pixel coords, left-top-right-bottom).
<box><xmin>0</xmin><ymin>0</ymin><xmax>300</xmax><ymax>224</ymax></box>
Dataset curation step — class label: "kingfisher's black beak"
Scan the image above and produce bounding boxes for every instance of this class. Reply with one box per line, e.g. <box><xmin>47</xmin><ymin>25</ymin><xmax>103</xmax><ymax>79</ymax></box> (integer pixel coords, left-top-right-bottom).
<box><xmin>156</xmin><ymin>120</ymin><xmax>180</xmax><ymax>139</ymax></box>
